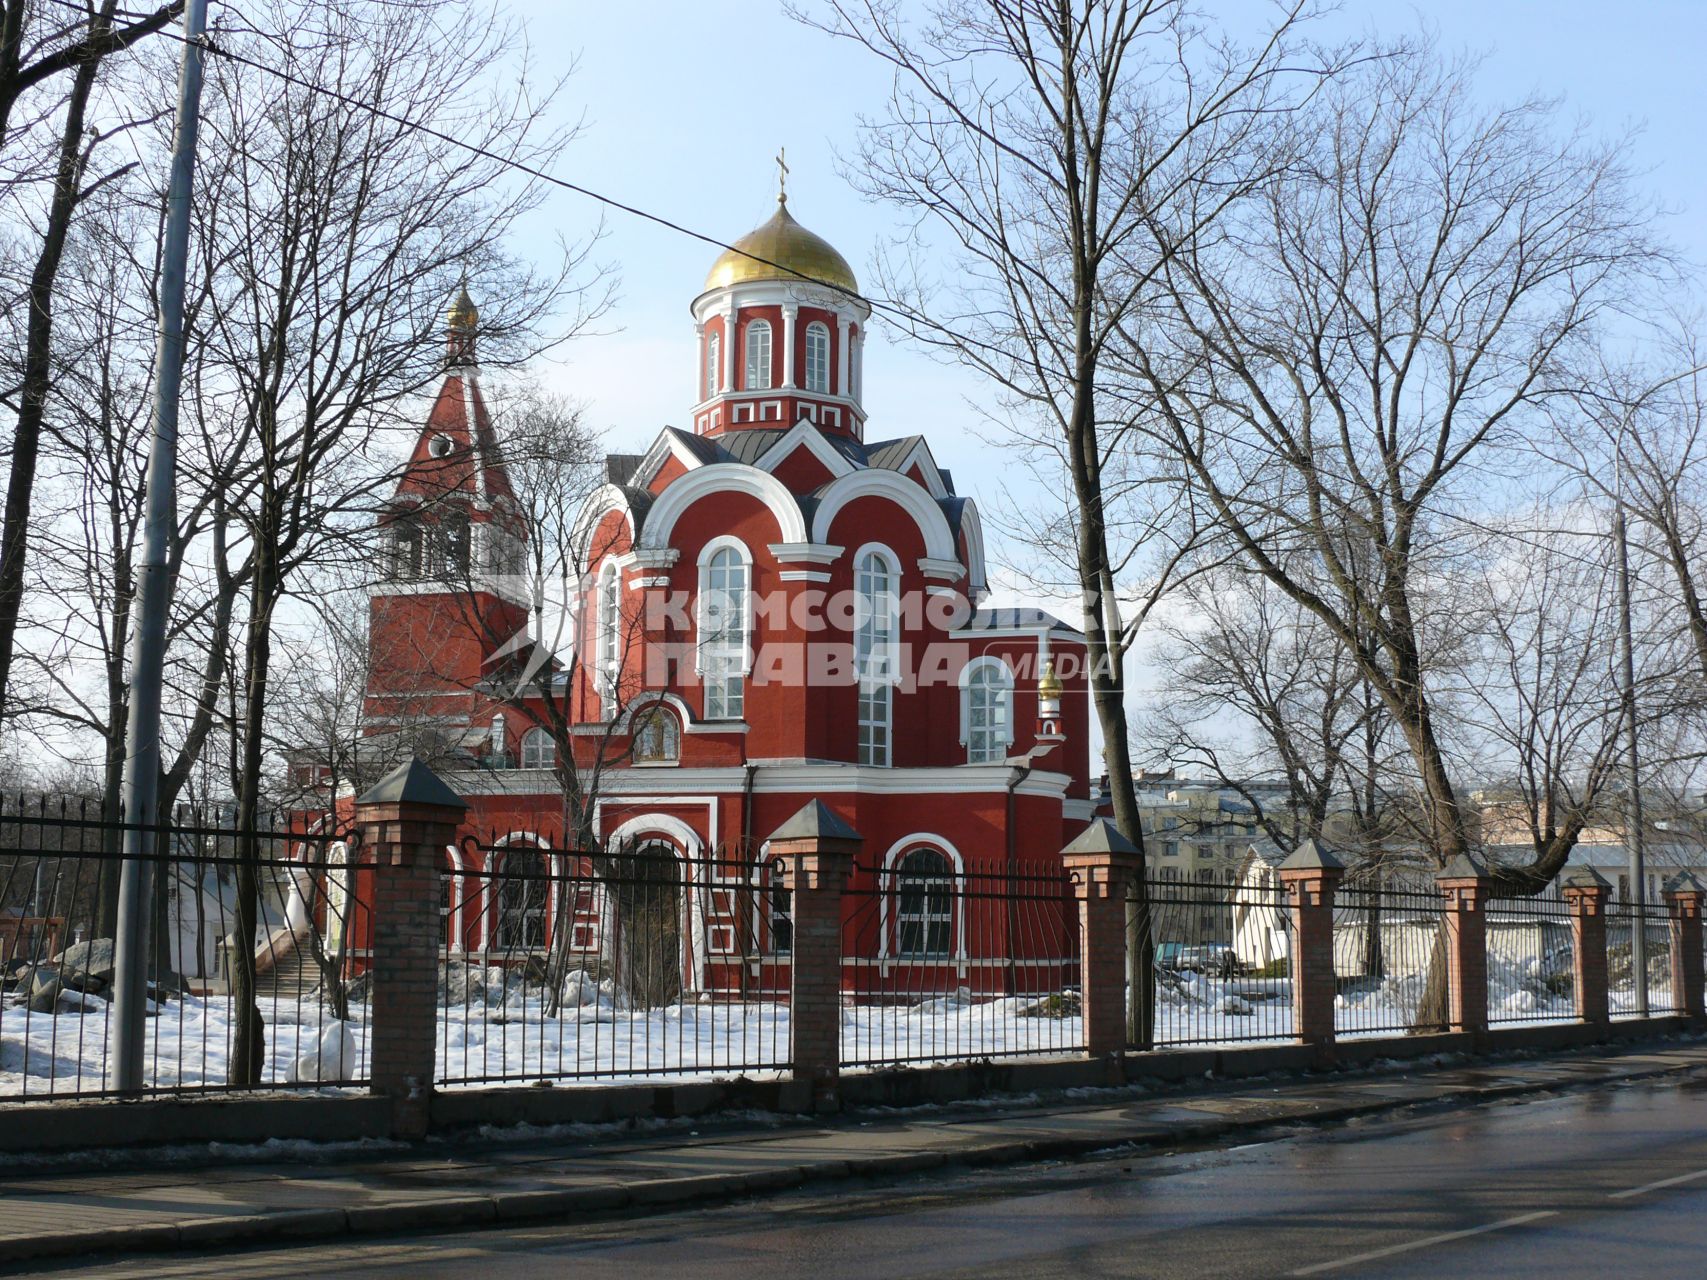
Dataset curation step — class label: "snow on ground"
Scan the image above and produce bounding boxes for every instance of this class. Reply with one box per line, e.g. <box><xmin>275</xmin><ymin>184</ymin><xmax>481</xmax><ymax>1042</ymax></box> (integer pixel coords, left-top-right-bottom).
<box><xmin>0</xmin><ymin>965</ymin><xmax>1683</xmax><ymax>1098</ymax></box>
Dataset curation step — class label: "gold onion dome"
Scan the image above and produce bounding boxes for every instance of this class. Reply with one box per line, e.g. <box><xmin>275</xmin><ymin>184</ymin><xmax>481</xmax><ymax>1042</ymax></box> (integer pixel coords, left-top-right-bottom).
<box><xmin>448</xmin><ymin>282</ymin><xmax>478</xmax><ymax>329</ymax></box>
<box><xmin>703</xmin><ymin>198</ymin><xmax>859</xmax><ymax>295</ymax></box>
<box><xmin>1037</xmin><ymin>659</ymin><xmax>1064</xmax><ymax>701</ymax></box>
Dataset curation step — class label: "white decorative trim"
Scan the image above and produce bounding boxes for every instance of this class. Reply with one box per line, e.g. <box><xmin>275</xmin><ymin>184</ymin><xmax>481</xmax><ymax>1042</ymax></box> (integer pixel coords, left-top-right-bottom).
<box><xmin>955</xmin><ymin>499</ymin><xmax>989</xmax><ymax>597</ymax></box>
<box><xmin>598</xmin><ymin>812</ymin><xmax>709</xmax><ymax>990</ymax></box>
<box><xmin>640</xmin><ymin>464</ymin><xmax>808</xmax><ymax>549</ymax></box>
<box><xmin>877</xmin><ymin>834</ymin><xmax>967</xmax><ymax>963</ymax></box>
<box><xmin>887</xmin><ymin>438</ymin><xmax>949</xmax><ymax>499</ymax></box>
<box><xmin>918</xmin><ymin>557</ymin><xmax>966</xmax><ymax>581</ymax></box>
<box><xmin>752</xmin><ymin>421</ymin><xmax>857</xmax><ymax>481</ymax></box>
<box><xmin>631</xmin><ymin>431</ymin><xmax>710</xmax><ymax>492</ymax></box>
<box><xmin>769</xmin><ymin>541</ymin><xmax>843</xmax><ymax>565</ymax></box>
<box><xmin>780</xmin><ymin>569</ymin><xmax>833</xmax><ymax>583</ymax></box>
<box><xmin>958</xmin><ymin>655</ymin><xmax>1016</xmax><ymax>759</ymax></box>
<box><xmin>812</xmin><ymin>470</ymin><xmax>956</xmax><ymax>560</ymax></box>
<box><xmin>1064</xmin><ymin>799</ymin><xmax>1098</xmax><ymax>823</ymax></box>
<box><xmin>632</xmin><ymin>549</ymin><xmax>680</xmax><ymax>570</ymax></box>
<box><xmin>441</xmin><ymin>762</ymin><xmax>1073</xmax><ymax>799</ymax></box>
<box><xmin>569</xmin><ymin>484</ymin><xmax>638</xmax><ymax>568</ymax></box>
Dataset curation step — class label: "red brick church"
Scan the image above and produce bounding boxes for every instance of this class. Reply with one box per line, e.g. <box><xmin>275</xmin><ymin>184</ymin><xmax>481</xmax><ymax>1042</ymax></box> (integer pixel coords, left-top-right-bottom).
<box><xmin>347</xmin><ymin>190</ymin><xmax>1095</xmax><ymax>987</ymax></box>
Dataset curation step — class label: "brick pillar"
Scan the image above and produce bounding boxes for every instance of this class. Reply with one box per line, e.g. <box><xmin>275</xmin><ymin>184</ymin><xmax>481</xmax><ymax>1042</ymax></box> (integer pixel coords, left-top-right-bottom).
<box><xmin>1562</xmin><ymin>867</ymin><xmax>1611</xmax><ymax>1029</ymax></box>
<box><xmin>355</xmin><ymin>758</ymin><xmax>466</xmax><ymax>1140</ymax></box>
<box><xmin>1278</xmin><ymin>839</ymin><xmax>1344</xmax><ymax>1060</ymax></box>
<box><xmin>769</xmin><ymin>801</ymin><xmax>860</xmax><ymax>1112</ymax></box>
<box><xmin>1062</xmin><ymin>820</ymin><xmax>1143</xmax><ymax>1060</ymax></box>
<box><xmin>1664</xmin><ymin>872</ymin><xmax>1706</xmax><ymax>1021</ymax></box>
<box><xmin>1436</xmin><ymin>854</ymin><xmax>1491</xmax><ymax>1043</ymax></box>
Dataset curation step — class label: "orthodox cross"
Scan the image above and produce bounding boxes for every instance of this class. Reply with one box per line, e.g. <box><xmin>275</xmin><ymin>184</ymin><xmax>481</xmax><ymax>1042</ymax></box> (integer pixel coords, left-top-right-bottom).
<box><xmin>776</xmin><ymin>146</ymin><xmax>790</xmax><ymax>204</ymax></box>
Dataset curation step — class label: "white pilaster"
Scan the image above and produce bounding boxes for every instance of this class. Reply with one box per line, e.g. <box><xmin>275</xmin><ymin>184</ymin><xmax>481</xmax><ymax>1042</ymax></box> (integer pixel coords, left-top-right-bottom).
<box><xmin>837</xmin><ymin>315</ymin><xmax>851</xmax><ymax>397</ymax></box>
<box><xmin>781</xmin><ymin>302</ymin><xmax>798</xmax><ymax>389</ymax></box>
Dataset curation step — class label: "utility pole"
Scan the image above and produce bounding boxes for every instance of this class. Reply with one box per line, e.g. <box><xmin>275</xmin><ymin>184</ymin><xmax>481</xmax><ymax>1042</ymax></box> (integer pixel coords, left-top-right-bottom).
<box><xmin>1612</xmin><ymin>433</ymin><xmax>1648</xmax><ymax>1017</ymax></box>
<box><xmin>112</xmin><ymin>0</ymin><xmax>209</xmax><ymax>1095</ymax></box>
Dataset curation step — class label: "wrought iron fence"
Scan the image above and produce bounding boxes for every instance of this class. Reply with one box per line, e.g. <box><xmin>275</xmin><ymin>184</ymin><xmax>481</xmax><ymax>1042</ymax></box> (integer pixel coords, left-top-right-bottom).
<box><xmin>0</xmin><ymin>795</ymin><xmax>363</xmax><ymax>1100</ymax></box>
<box><xmin>1485</xmin><ymin>894</ymin><xmax>1578</xmax><ymax>1024</ymax></box>
<box><xmin>435</xmin><ymin>838</ymin><xmax>791</xmax><ymax>1086</ymax></box>
<box><xmin>1146</xmin><ymin>872</ymin><xmax>1294</xmax><ymax>1047</ymax></box>
<box><xmin>1332</xmin><ymin>883</ymin><xmax>1448</xmax><ymax>1038</ymax></box>
<box><xmin>1608</xmin><ymin>899</ymin><xmax>1677</xmax><ymax>1017</ymax></box>
<box><xmin>838</xmin><ymin>858</ymin><xmax>1082</xmax><ymax>1068</ymax></box>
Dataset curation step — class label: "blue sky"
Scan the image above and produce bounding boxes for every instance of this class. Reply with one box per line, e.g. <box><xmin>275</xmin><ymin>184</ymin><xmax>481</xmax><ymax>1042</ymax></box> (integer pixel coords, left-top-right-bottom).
<box><xmin>499</xmin><ymin>0</ymin><xmax>1706</xmax><ymax>667</ymax></box>
<box><xmin>509</xmin><ymin>0</ymin><xmax>1704</xmax><ymax>473</ymax></box>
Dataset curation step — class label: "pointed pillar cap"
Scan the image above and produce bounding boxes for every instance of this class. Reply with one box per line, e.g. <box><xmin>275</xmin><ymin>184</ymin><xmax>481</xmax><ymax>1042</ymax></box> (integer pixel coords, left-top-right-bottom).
<box><xmin>1279</xmin><ymin>838</ymin><xmax>1344</xmax><ymax>873</ymax></box>
<box><xmin>1562</xmin><ymin>865</ymin><xmax>1611</xmax><ymax>892</ymax></box>
<box><xmin>1060</xmin><ymin>818</ymin><xmax>1140</xmax><ymax>859</ymax></box>
<box><xmin>355</xmin><ymin>756</ymin><xmax>467</xmax><ymax>811</ymax></box>
<box><xmin>768</xmin><ymin>799</ymin><xmax>861</xmax><ymax>845</ymax></box>
<box><xmin>1665</xmin><ymin>870</ymin><xmax>1707</xmax><ymax>895</ymax></box>
<box><xmin>1436</xmin><ymin>851</ymin><xmax>1490</xmax><ymax>882</ymax></box>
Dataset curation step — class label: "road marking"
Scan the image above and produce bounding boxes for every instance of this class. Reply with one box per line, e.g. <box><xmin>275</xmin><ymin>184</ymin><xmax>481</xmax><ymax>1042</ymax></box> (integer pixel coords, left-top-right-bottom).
<box><xmin>1609</xmin><ymin>1168</ymin><xmax>1707</xmax><ymax>1199</ymax></box>
<box><xmin>1288</xmin><ymin>1211</ymin><xmax>1557</xmax><ymax>1276</ymax></box>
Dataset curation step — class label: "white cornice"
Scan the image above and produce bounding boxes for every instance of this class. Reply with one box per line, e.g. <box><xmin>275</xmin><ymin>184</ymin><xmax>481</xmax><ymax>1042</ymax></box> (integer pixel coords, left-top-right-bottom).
<box><xmin>769</xmin><ymin>542</ymin><xmax>844</xmax><ymax>565</ymax></box>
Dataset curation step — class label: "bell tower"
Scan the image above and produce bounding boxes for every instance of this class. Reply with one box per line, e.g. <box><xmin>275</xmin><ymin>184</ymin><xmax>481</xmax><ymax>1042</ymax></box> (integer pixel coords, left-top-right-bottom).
<box><xmin>688</xmin><ymin>168</ymin><xmax>873</xmax><ymax>440</ymax></box>
<box><xmin>365</xmin><ymin>286</ymin><xmax>531</xmax><ymax>725</ymax></box>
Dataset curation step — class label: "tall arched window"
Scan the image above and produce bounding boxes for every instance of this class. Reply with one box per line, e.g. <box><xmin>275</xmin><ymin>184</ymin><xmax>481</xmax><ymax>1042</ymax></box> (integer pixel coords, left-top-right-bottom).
<box><xmin>705</xmin><ymin>332</ymin><xmax>720</xmax><ymax>398</ymax></box>
<box><xmin>597</xmin><ymin>561</ymin><xmax>620</xmax><ymax>702</ymax></box>
<box><xmin>496</xmin><ymin>848</ymin><xmax>549</xmax><ymax>951</ymax></box>
<box><xmin>855</xmin><ymin>548</ymin><xmax>897</xmax><ymax>765</ymax></box>
<box><xmin>961</xmin><ymin>659</ymin><xmax>1014</xmax><ymax>763</ymax></box>
<box><xmin>744</xmin><ymin>319</ymin><xmax>772</xmax><ymax>390</ymax></box>
<box><xmin>520</xmin><ymin>727</ymin><xmax>554</xmax><ymax>770</ymax></box>
<box><xmin>805</xmin><ymin>322</ymin><xmax>830</xmax><ymax>393</ymax></box>
<box><xmin>699</xmin><ymin>542</ymin><xmax>749</xmax><ymax>720</ymax></box>
<box><xmin>894</xmin><ymin>848</ymin><xmax>953</xmax><ymax>958</ymax></box>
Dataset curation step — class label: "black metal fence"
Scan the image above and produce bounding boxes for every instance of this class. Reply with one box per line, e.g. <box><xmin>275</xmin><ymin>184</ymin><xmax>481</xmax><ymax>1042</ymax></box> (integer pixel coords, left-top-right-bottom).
<box><xmin>1332</xmin><ymin>883</ymin><xmax>1448</xmax><ymax>1038</ymax></box>
<box><xmin>0</xmin><ymin>796</ymin><xmax>362</xmax><ymax>1100</ymax></box>
<box><xmin>1146</xmin><ymin>872</ymin><xmax>1295</xmax><ymax>1046</ymax></box>
<box><xmin>1608</xmin><ymin>900</ymin><xmax>1677</xmax><ymax>1018</ymax></box>
<box><xmin>1486</xmin><ymin>894</ymin><xmax>1578</xmax><ymax>1025</ymax></box>
<box><xmin>435</xmin><ymin>838</ymin><xmax>791</xmax><ymax>1085</ymax></box>
<box><xmin>838</xmin><ymin>860</ymin><xmax>1082</xmax><ymax>1068</ymax></box>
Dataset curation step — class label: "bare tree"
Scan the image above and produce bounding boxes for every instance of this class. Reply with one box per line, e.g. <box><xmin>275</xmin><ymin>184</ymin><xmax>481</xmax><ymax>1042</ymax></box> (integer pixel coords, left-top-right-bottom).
<box><xmin>797</xmin><ymin>0</ymin><xmax>1339</xmax><ymax>1046</ymax></box>
<box><xmin>1127</xmin><ymin>43</ymin><xmax>1665</xmax><ymax>893</ymax></box>
<box><xmin>177</xmin><ymin>0</ymin><xmax>606</xmax><ymax>1083</ymax></box>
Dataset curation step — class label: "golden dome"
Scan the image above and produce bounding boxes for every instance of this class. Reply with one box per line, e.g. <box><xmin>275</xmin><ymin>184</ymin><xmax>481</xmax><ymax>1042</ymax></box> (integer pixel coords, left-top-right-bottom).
<box><xmin>703</xmin><ymin>199</ymin><xmax>859</xmax><ymax>295</ymax></box>
<box><xmin>448</xmin><ymin>282</ymin><xmax>478</xmax><ymax>329</ymax></box>
<box><xmin>1037</xmin><ymin>658</ymin><xmax>1064</xmax><ymax>701</ymax></box>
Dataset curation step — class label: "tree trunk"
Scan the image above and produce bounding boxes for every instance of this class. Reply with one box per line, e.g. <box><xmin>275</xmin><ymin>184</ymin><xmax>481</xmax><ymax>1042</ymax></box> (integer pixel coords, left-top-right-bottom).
<box><xmin>229</xmin><ymin>560</ymin><xmax>273</xmax><ymax>1085</ymax></box>
<box><xmin>0</xmin><ymin>13</ymin><xmax>107</xmax><ymax>729</ymax></box>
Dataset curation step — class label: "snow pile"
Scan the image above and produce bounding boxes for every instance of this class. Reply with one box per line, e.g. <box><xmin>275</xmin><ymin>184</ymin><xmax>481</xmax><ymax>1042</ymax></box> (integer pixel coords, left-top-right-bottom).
<box><xmin>286</xmin><ymin>1021</ymin><xmax>358</xmax><ymax>1084</ymax></box>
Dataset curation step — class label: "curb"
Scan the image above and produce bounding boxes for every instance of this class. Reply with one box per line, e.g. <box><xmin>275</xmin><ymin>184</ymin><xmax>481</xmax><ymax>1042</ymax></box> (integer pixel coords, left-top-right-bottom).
<box><xmin>3</xmin><ymin>1050</ymin><xmax>1703</xmax><ymax>1268</ymax></box>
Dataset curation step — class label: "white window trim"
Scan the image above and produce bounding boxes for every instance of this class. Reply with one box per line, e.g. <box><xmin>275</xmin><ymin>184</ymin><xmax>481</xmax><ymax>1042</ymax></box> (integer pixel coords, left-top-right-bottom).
<box><xmin>804</xmin><ymin>321</ymin><xmax>831</xmax><ymax>393</ymax></box>
<box><xmin>596</xmin><ymin>559</ymin><xmax>621</xmax><ymax>706</ymax></box>
<box><xmin>959</xmin><ymin>655</ymin><xmax>1015</xmax><ymax>761</ymax></box>
<box><xmin>706</xmin><ymin>332</ymin><xmax>720</xmax><ymax>397</ymax></box>
<box><xmin>876</xmin><ymin>834</ymin><xmax>966</xmax><ymax>961</ymax></box>
<box><xmin>853</xmin><ymin>542</ymin><xmax>900</xmax><ymax>768</ymax></box>
<box><xmin>519</xmin><ymin>726</ymin><xmax>555</xmax><ymax>770</ymax></box>
<box><xmin>744</xmin><ymin>318</ymin><xmax>772</xmax><ymax>391</ymax></box>
<box><xmin>697</xmin><ymin>536</ymin><xmax>753</xmax><ymax>722</ymax></box>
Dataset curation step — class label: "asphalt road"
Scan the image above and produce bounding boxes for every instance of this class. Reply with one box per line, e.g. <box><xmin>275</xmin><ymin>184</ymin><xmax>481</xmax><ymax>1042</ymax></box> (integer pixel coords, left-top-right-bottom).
<box><xmin>16</xmin><ymin>1072</ymin><xmax>1707</xmax><ymax>1279</ymax></box>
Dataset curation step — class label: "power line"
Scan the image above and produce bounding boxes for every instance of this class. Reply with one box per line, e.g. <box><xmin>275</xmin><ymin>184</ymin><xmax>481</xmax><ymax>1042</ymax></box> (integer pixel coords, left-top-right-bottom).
<box><xmin>45</xmin><ymin>0</ymin><xmax>1017</xmax><ymax>363</ymax></box>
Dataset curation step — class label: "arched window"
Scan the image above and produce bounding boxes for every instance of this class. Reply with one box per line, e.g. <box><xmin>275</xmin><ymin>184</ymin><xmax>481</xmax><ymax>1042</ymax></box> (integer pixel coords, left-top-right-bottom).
<box><xmin>961</xmin><ymin>659</ymin><xmax>1014</xmax><ymax>763</ymax></box>
<box><xmin>894</xmin><ymin>849</ymin><xmax>954</xmax><ymax>958</ymax></box>
<box><xmin>633</xmin><ymin>705</ymin><xmax>681</xmax><ymax>763</ymax></box>
<box><xmin>744</xmin><ymin>319</ymin><xmax>772</xmax><ymax>390</ymax></box>
<box><xmin>496</xmin><ymin>848</ymin><xmax>549</xmax><ymax>951</ymax></box>
<box><xmin>439</xmin><ymin>514</ymin><xmax>470</xmax><ymax>578</ymax></box>
<box><xmin>520</xmin><ymin>727</ymin><xmax>554</xmax><ymax>770</ymax></box>
<box><xmin>855</xmin><ymin>548</ymin><xmax>898</xmax><ymax>766</ymax></box>
<box><xmin>389</xmin><ymin>520</ymin><xmax>422</xmax><ymax>581</ymax></box>
<box><xmin>805</xmin><ymin>322</ymin><xmax>830</xmax><ymax>393</ymax></box>
<box><xmin>705</xmin><ymin>332</ymin><xmax>720</xmax><ymax>398</ymax></box>
<box><xmin>597</xmin><ymin>561</ymin><xmax>620</xmax><ymax>702</ymax></box>
<box><xmin>699</xmin><ymin>542</ymin><xmax>749</xmax><ymax>720</ymax></box>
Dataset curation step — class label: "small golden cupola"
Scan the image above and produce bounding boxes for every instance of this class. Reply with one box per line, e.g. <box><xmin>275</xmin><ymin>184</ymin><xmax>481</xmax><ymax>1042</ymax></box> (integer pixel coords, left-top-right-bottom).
<box><xmin>447</xmin><ymin>280</ymin><xmax>478</xmax><ymax>367</ymax></box>
<box><xmin>690</xmin><ymin>155</ymin><xmax>873</xmax><ymax>441</ymax></box>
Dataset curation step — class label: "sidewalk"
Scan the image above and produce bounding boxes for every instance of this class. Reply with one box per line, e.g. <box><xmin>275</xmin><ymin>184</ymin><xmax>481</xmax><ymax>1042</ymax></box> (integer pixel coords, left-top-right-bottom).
<box><xmin>3</xmin><ymin>1038</ymin><xmax>1706</xmax><ymax>1269</ymax></box>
